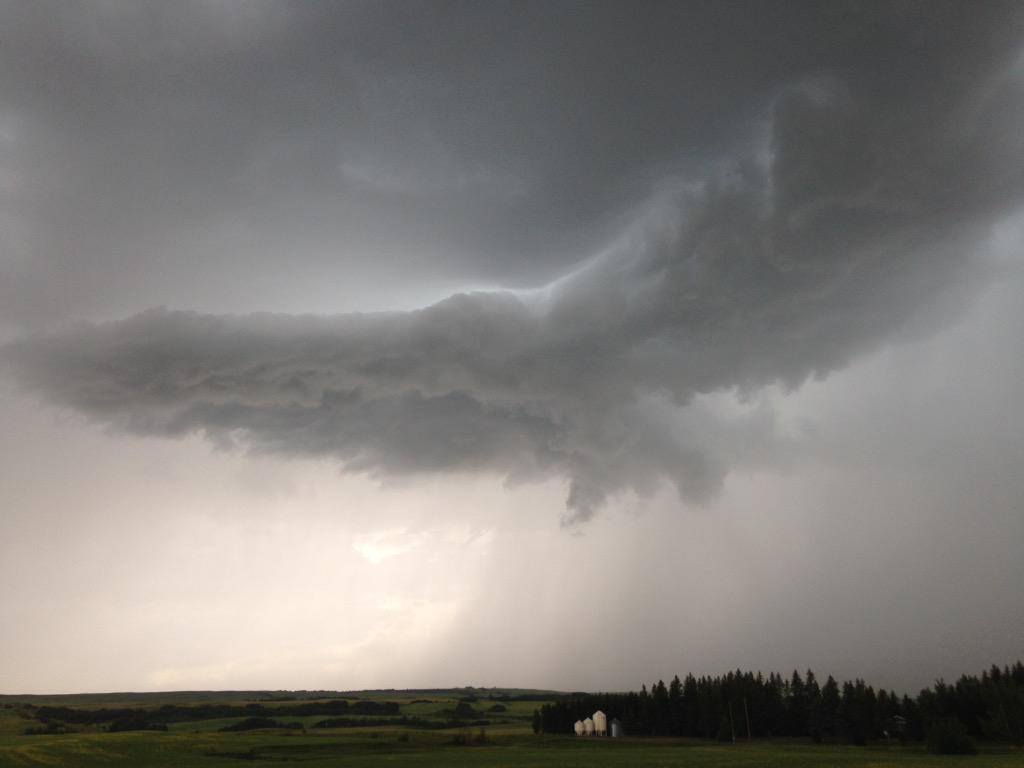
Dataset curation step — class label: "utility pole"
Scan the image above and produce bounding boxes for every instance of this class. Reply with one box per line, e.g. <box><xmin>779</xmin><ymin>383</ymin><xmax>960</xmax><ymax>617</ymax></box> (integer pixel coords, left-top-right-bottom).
<box><xmin>743</xmin><ymin>697</ymin><xmax>752</xmax><ymax>739</ymax></box>
<box><xmin>728</xmin><ymin>701</ymin><xmax>736</xmax><ymax>743</ymax></box>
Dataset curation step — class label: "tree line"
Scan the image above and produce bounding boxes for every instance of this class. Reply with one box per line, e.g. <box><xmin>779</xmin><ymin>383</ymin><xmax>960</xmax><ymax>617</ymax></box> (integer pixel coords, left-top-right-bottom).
<box><xmin>533</xmin><ymin>661</ymin><xmax>1024</xmax><ymax>747</ymax></box>
<box><xmin>25</xmin><ymin>697</ymin><xmax>400</xmax><ymax>726</ymax></box>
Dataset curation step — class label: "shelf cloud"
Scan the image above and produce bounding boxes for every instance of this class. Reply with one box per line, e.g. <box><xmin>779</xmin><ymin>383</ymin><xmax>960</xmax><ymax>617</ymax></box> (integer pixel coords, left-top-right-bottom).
<box><xmin>7</xmin><ymin>3</ymin><xmax>1023</xmax><ymax>522</ymax></box>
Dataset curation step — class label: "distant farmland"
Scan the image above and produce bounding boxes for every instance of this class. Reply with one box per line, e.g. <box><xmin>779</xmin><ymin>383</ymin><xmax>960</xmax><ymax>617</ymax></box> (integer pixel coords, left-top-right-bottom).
<box><xmin>1</xmin><ymin>682</ymin><xmax>1021</xmax><ymax>767</ymax></box>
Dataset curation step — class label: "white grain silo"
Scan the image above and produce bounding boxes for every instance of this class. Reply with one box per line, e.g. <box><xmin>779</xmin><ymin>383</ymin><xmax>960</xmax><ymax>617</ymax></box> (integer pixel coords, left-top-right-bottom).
<box><xmin>610</xmin><ymin>718</ymin><xmax>624</xmax><ymax>738</ymax></box>
<box><xmin>592</xmin><ymin>710</ymin><xmax>607</xmax><ymax>736</ymax></box>
<box><xmin>583</xmin><ymin>717</ymin><xmax>594</xmax><ymax>736</ymax></box>
<box><xmin>573</xmin><ymin>720</ymin><xmax>583</xmax><ymax>736</ymax></box>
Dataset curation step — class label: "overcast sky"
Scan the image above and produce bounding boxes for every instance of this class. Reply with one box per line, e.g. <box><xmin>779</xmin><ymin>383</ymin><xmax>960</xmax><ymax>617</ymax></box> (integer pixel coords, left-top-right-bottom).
<box><xmin>2</xmin><ymin>1</ymin><xmax>1023</xmax><ymax>696</ymax></box>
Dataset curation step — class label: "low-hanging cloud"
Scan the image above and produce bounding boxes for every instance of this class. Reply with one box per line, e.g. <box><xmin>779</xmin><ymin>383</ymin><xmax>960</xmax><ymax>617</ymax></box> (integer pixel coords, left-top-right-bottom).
<box><xmin>5</xmin><ymin>4</ymin><xmax>1024</xmax><ymax>523</ymax></box>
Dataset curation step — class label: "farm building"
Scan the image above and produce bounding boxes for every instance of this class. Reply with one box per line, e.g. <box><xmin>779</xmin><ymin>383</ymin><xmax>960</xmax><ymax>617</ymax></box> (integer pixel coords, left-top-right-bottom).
<box><xmin>573</xmin><ymin>710</ymin><xmax>621</xmax><ymax>737</ymax></box>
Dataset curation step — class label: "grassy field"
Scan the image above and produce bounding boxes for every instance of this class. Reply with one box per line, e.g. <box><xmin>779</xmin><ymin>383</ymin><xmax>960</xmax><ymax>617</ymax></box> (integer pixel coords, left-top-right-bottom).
<box><xmin>0</xmin><ymin>691</ymin><xmax>1020</xmax><ymax>767</ymax></box>
<box><xmin>2</xmin><ymin>730</ymin><xmax>1022</xmax><ymax>768</ymax></box>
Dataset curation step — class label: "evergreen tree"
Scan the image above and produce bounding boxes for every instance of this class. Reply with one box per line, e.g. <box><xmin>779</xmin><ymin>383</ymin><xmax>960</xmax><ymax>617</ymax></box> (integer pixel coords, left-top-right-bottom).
<box><xmin>652</xmin><ymin>680</ymin><xmax>669</xmax><ymax>735</ymax></box>
<box><xmin>806</xmin><ymin>670</ymin><xmax>823</xmax><ymax>742</ymax></box>
<box><xmin>682</xmin><ymin>674</ymin><xmax>699</xmax><ymax>736</ymax></box>
<box><xmin>787</xmin><ymin>670</ymin><xmax>808</xmax><ymax>737</ymax></box>
<box><xmin>820</xmin><ymin>676</ymin><xmax>841</xmax><ymax>739</ymax></box>
<box><xmin>668</xmin><ymin>675</ymin><xmax>683</xmax><ymax>736</ymax></box>
<box><xmin>763</xmin><ymin>672</ymin><xmax>785</xmax><ymax>736</ymax></box>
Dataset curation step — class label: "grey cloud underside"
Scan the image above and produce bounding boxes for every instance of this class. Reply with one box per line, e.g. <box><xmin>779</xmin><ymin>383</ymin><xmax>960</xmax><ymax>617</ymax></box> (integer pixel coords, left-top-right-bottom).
<box><xmin>5</xmin><ymin>2</ymin><xmax>1024</xmax><ymax>522</ymax></box>
<box><xmin>3</xmin><ymin>1</ymin><xmax>1023</xmax><ymax>325</ymax></box>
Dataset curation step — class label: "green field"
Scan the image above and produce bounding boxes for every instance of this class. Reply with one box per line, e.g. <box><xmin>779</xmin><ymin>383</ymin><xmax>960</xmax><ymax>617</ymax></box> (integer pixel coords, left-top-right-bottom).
<box><xmin>3</xmin><ymin>731</ymin><xmax>1022</xmax><ymax>768</ymax></box>
<box><xmin>1</xmin><ymin>691</ymin><xmax>1020</xmax><ymax>768</ymax></box>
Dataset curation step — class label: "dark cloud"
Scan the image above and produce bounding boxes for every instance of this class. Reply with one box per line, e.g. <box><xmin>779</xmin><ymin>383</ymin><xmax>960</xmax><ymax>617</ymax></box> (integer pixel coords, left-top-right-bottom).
<box><xmin>4</xmin><ymin>1</ymin><xmax>1024</xmax><ymax>522</ymax></box>
<box><xmin>3</xmin><ymin>2</ymin><xmax>1021</xmax><ymax>325</ymax></box>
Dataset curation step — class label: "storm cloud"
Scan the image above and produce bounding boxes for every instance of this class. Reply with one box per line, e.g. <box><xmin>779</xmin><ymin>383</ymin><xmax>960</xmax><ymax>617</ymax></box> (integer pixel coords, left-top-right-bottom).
<box><xmin>4</xmin><ymin>1</ymin><xmax>1024</xmax><ymax>699</ymax></box>
<box><xmin>6</xmin><ymin>0</ymin><xmax>1024</xmax><ymax>522</ymax></box>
